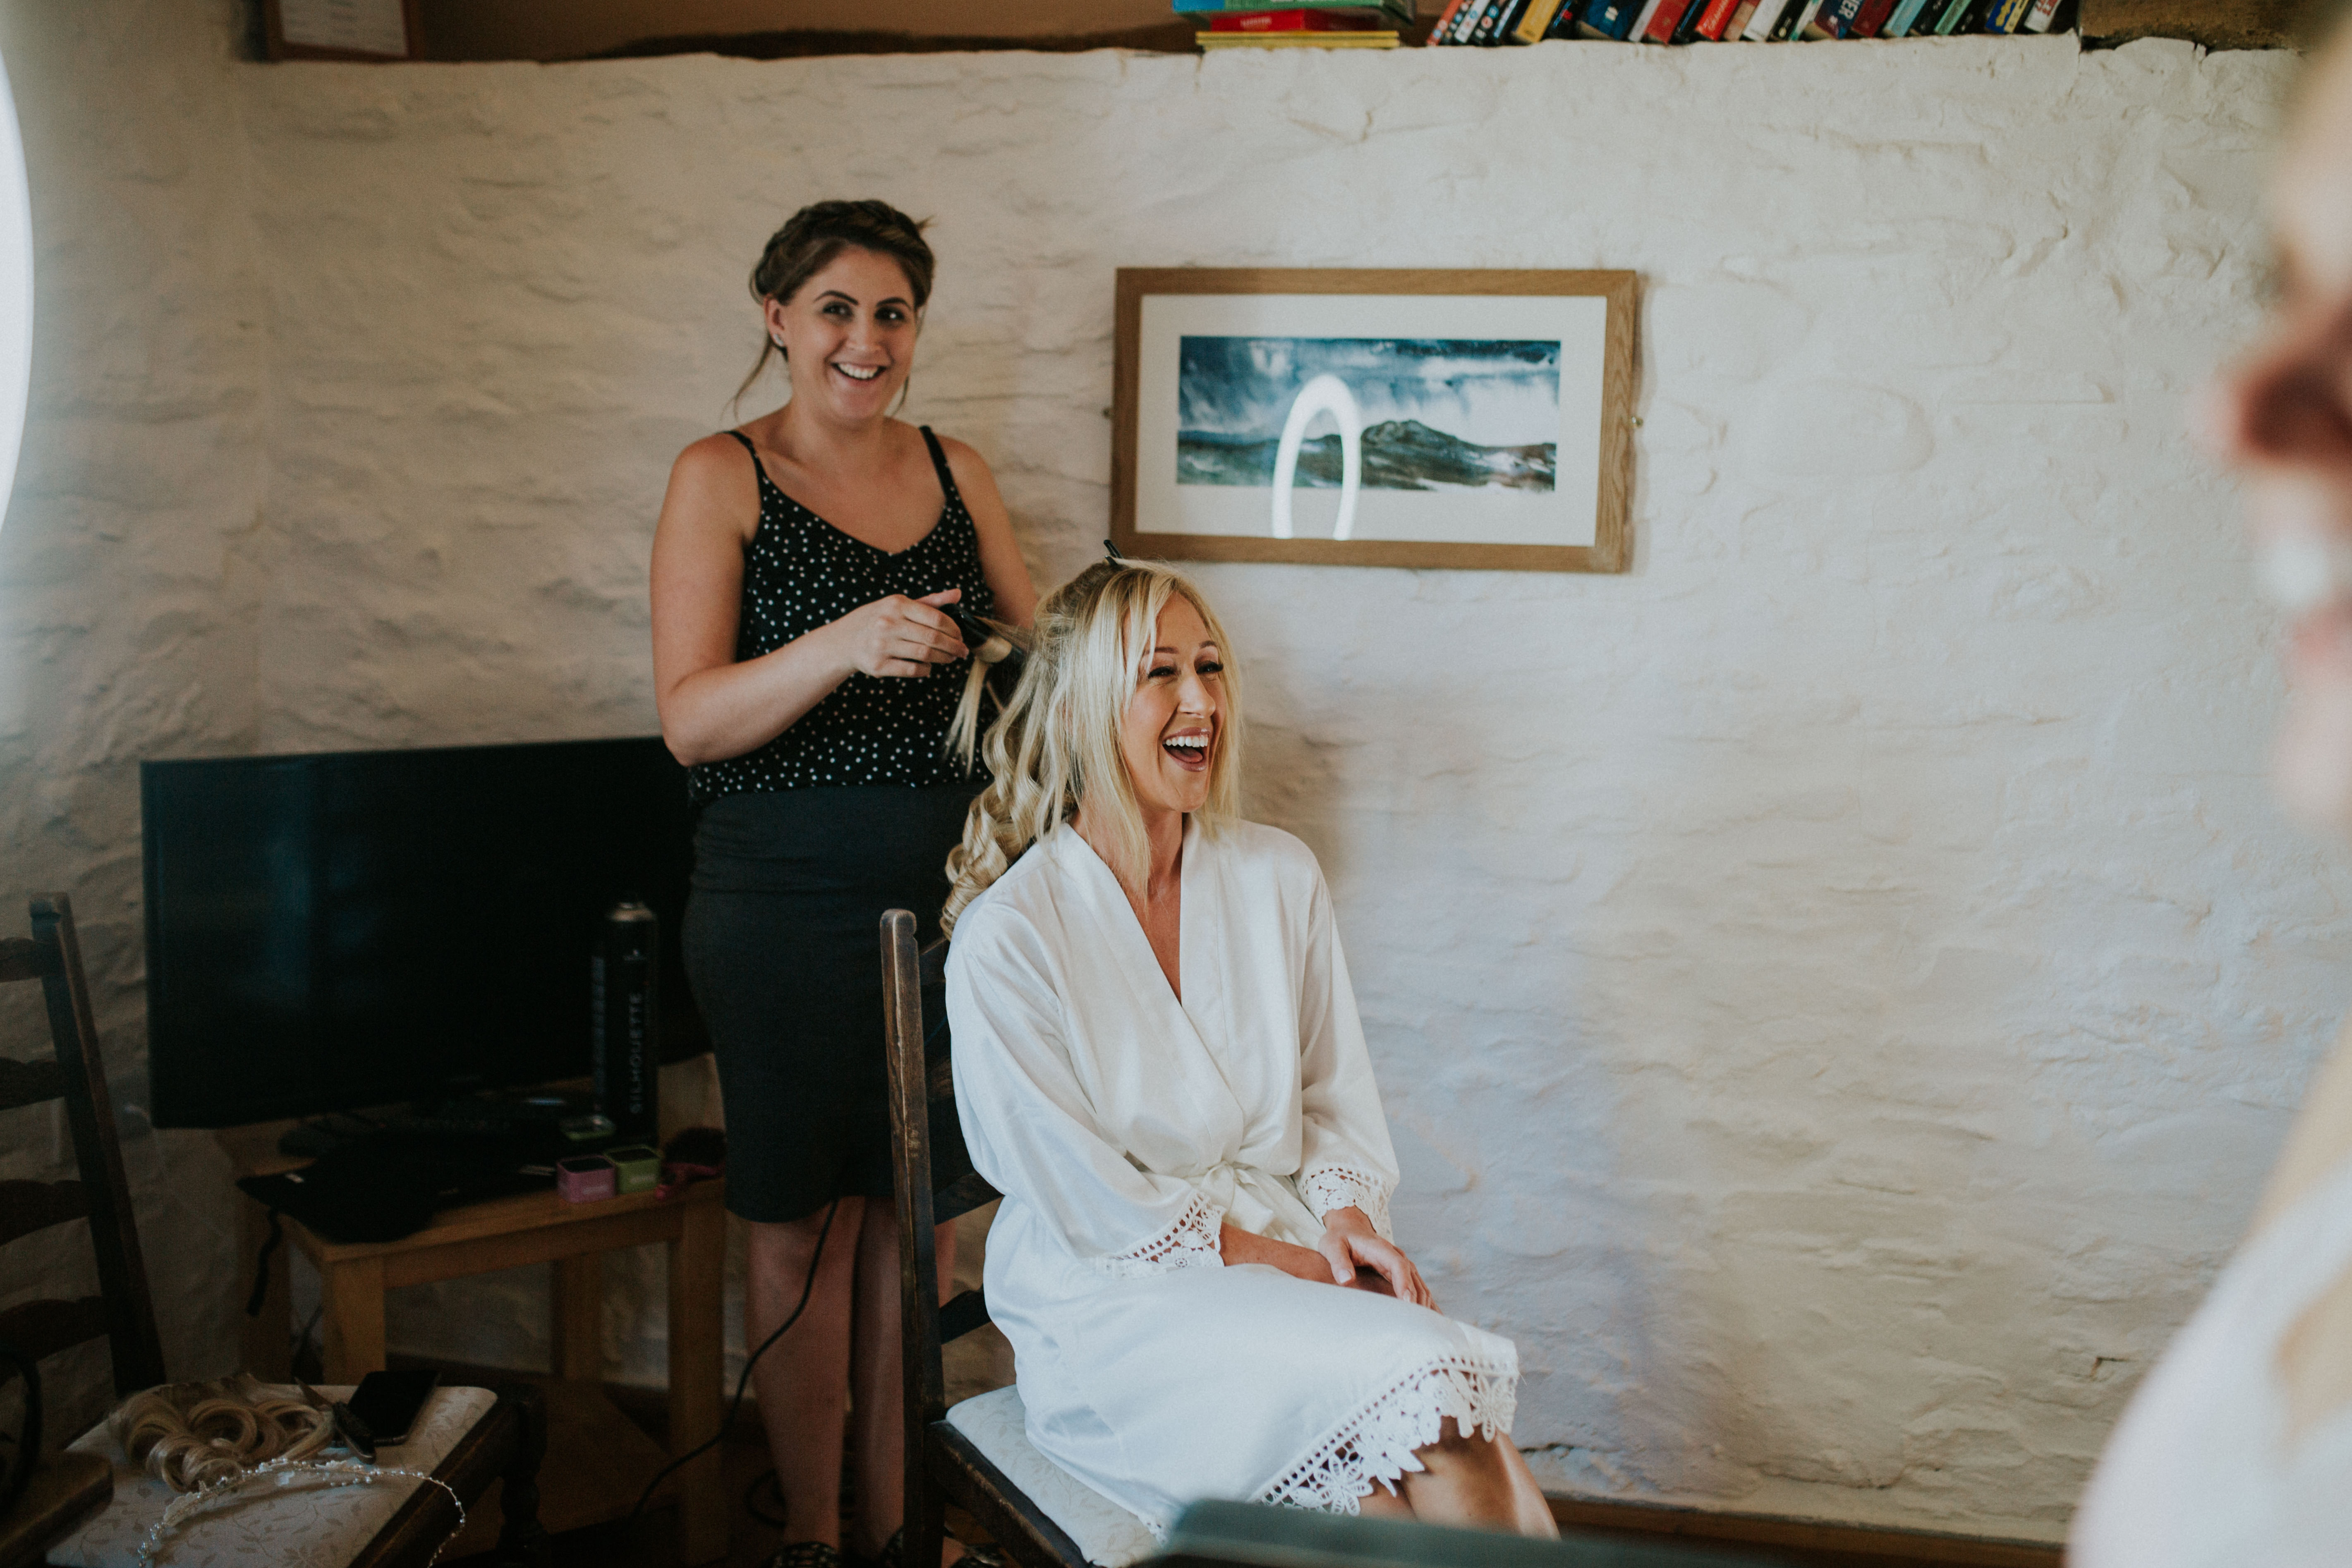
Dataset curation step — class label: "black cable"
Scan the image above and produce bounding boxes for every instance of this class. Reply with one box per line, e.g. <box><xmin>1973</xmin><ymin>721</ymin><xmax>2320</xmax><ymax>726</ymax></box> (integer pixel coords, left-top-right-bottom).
<box><xmin>626</xmin><ymin>1193</ymin><xmax>841</xmax><ymax>1525</ymax></box>
<box><xmin>745</xmin><ymin>1466</ymin><xmax>789</xmax><ymax>1529</ymax></box>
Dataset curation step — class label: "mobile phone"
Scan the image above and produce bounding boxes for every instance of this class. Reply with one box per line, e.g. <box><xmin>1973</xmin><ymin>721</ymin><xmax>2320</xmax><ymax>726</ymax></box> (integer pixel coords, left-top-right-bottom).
<box><xmin>346</xmin><ymin>1369</ymin><xmax>440</xmax><ymax>1446</ymax></box>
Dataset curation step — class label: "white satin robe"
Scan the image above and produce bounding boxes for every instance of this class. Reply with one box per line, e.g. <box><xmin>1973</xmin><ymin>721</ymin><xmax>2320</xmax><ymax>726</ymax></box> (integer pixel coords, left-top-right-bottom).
<box><xmin>947</xmin><ymin>818</ymin><xmax>1519</xmax><ymax>1535</ymax></box>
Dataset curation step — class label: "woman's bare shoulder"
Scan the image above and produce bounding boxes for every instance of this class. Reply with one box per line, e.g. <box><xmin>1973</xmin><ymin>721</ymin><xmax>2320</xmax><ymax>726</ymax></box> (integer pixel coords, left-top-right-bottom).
<box><xmin>672</xmin><ymin>429</ymin><xmax>756</xmax><ymax>481</ymax></box>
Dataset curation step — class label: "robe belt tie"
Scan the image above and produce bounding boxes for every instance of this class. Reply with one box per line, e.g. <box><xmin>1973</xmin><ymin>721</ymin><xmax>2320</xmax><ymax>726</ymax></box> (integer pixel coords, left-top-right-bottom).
<box><xmin>1183</xmin><ymin>1160</ymin><xmax>1319</xmax><ymax>1247</ymax></box>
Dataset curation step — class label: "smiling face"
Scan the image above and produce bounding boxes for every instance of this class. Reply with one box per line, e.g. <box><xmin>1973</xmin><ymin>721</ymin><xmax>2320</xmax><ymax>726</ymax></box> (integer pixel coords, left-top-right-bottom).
<box><xmin>2204</xmin><ymin>31</ymin><xmax>2352</xmax><ymax>831</ymax></box>
<box><xmin>764</xmin><ymin>245</ymin><xmax>920</xmax><ymax>426</ymax></box>
<box><xmin>1116</xmin><ymin>594</ymin><xmax>1224</xmax><ymax>819</ymax></box>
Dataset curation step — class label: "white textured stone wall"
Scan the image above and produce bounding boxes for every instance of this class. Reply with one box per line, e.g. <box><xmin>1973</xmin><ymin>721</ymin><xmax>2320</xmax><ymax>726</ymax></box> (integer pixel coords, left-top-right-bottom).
<box><xmin>0</xmin><ymin>11</ymin><xmax>2324</xmax><ymax>1539</ymax></box>
<box><xmin>0</xmin><ymin>1</ymin><xmax>263</xmax><ymax>1448</ymax></box>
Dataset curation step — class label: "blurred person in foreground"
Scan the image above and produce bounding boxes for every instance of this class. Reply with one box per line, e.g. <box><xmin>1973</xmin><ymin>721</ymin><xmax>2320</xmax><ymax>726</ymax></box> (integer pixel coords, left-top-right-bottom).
<box><xmin>2072</xmin><ymin>7</ymin><xmax>2352</xmax><ymax>1563</ymax></box>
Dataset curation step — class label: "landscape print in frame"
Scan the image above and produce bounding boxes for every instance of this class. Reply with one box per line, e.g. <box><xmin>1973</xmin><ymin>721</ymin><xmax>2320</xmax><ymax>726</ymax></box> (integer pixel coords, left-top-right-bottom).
<box><xmin>1112</xmin><ymin>269</ymin><xmax>1637</xmax><ymax>573</ymax></box>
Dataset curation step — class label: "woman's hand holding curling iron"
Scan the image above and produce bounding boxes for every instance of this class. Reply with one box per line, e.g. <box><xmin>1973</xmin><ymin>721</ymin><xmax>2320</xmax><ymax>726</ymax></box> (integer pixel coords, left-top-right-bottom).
<box><xmin>831</xmin><ymin>587</ymin><xmax>968</xmax><ymax>679</ymax></box>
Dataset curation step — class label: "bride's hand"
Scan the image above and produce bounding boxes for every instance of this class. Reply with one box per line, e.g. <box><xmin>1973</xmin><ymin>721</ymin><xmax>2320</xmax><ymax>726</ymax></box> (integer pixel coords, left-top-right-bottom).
<box><xmin>1317</xmin><ymin>1206</ymin><xmax>1435</xmax><ymax>1309</ymax></box>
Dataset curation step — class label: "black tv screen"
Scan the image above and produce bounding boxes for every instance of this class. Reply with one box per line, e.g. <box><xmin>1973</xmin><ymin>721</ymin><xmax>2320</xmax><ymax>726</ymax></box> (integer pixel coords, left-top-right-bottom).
<box><xmin>141</xmin><ymin>736</ymin><xmax>702</xmax><ymax>1128</ymax></box>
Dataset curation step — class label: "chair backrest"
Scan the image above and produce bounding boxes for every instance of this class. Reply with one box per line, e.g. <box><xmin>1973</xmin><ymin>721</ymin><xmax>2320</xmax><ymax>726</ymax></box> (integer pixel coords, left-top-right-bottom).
<box><xmin>0</xmin><ymin>893</ymin><xmax>166</xmax><ymax>1396</ymax></box>
<box><xmin>883</xmin><ymin>907</ymin><xmax>953</xmax><ymax>1558</ymax></box>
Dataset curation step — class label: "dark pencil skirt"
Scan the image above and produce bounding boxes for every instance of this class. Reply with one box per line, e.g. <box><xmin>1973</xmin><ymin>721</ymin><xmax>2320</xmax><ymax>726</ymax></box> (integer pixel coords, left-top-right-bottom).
<box><xmin>683</xmin><ymin>784</ymin><xmax>979</xmax><ymax>1224</ymax></box>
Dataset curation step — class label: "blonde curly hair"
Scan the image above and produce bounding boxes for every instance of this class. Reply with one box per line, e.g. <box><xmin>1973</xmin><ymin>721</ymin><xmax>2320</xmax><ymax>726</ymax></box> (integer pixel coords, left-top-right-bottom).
<box><xmin>941</xmin><ymin>560</ymin><xmax>1243</xmax><ymax>934</ymax></box>
<box><xmin>111</xmin><ymin>1375</ymin><xmax>334</xmax><ymax>1493</ymax></box>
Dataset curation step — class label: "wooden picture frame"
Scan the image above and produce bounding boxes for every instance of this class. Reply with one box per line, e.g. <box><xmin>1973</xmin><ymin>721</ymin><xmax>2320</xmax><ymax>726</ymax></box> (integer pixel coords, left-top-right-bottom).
<box><xmin>1112</xmin><ymin>268</ymin><xmax>1637</xmax><ymax>574</ymax></box>
<box><xmin>262</xmin><ymin>0</ymin><xmax>422</xmax><ymax>62</ymax></box>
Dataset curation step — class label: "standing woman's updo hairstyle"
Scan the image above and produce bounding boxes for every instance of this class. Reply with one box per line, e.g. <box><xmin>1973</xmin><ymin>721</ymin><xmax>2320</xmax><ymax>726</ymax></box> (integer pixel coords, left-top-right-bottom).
<box><xmin>733</xmin><ymin>198</ymin><xmax>936</xmax><ymax>409</ymax></box>
<box><xmin>941</xmin><ymin>561</ymin><xmax>1244</xmax><ymax>935</ymax></box>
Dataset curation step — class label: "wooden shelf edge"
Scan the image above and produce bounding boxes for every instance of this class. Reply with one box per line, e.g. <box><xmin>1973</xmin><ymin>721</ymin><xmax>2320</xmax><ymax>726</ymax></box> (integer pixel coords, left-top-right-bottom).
<box><xmin>1546</xmin><ymin>1491</ymin><xmax>2064</xmax><ymax>1568</ymax></box>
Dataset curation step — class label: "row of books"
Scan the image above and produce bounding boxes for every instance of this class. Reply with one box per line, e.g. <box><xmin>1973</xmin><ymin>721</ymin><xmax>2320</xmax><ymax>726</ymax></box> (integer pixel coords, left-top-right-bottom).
<box><xmin>1176</xmin><ymin>0</ymin><xmax>1411</xmax><ymax>49</ymax></box>
<box><xmin>1432</xmin><ymin>0</ymin><xmax>2066</xmax><ymax>42</ymax></box>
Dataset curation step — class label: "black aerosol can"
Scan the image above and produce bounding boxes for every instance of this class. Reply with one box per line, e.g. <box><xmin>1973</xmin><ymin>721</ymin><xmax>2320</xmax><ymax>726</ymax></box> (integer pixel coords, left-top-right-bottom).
<box><xmin>592</xmin><ymin>901</ymin><xmax>659</xmax><ymax>1142</ymax></box>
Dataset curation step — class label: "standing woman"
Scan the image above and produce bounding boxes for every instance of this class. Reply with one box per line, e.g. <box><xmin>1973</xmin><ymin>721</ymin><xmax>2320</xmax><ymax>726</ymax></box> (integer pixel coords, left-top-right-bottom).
<box><xmin>651</xmin><ymin>200</ymin><xmax>1037</xmax><ymax>1568</ymax></box>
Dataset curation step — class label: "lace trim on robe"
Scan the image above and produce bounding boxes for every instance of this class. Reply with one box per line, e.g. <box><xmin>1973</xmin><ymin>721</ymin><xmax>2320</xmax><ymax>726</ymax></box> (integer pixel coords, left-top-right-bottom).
<box><xmin>1298</xmin><ymin>1165</ymin><xmax>1394</xmax><ymax>1242</ymax></box>
<box><xmin>1253</xmin><ymin>1351</ymin><xmax>1519</xmax><ymax>1518</ymax></box>
<box><xmin>1093</xmin><ymin>1187</ymin><xmax>1226</xmax><ymax>1279</ymax></box>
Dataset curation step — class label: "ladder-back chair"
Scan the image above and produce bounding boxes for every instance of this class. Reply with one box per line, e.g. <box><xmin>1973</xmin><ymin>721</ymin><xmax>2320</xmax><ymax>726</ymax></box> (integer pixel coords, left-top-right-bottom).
<box><xmin>0</xmin><ymin>893</ymin><xmax>166</xmax><ymax>1401</ymax></box>
<box><xmin>882</xmin><ymin>910</ymin><xmax>1161</xmax><ymax>1568</ymax></box>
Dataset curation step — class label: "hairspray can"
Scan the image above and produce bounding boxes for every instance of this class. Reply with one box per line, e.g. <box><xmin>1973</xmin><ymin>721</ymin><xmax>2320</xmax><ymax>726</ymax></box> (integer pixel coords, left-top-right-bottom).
<box><xmin>592</xmin><ymin>901</ymin><xmax>659</xmax><ymax>1143</ymax></box>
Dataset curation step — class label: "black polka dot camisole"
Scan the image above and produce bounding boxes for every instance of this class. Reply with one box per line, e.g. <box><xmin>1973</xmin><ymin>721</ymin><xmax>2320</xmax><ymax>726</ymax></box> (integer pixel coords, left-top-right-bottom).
<box><xmin>687</xmin><ymin>426</ymin><xmax>995</xmax><ymax>802</ymax></box>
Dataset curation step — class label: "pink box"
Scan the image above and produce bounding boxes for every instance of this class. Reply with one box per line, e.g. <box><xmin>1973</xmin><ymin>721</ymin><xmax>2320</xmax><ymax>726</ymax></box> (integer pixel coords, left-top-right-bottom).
<box><xmin>557</xmin><ymin>1154</ymin><xmax>616</xmax><ymax>1204</ymax></box>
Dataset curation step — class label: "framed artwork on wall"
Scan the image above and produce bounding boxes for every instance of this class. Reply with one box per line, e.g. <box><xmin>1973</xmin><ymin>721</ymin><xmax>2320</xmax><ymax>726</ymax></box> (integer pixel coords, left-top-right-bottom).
<box><xmin>263</xmin><ymin>0</ymin><xmax>422</xmax><ymax>62</ymax></box>
<box><xmin>1111</xmin><ymin>268</ymin><xmax>1637</xmax><ymax>574</ymax></box>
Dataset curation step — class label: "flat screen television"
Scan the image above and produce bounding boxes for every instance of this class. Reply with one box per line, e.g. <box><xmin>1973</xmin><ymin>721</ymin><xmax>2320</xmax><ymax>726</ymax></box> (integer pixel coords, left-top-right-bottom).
<box><xmin>141</xmin><ymin>736</ymin><xmax>703</xmax><ymax>1129</ymax></box>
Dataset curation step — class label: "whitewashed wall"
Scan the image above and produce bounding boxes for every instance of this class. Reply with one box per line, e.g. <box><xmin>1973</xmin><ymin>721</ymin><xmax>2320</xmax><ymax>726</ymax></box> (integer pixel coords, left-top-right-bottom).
<box><xmin>0</xmin><ymin>2</ymin><xmax>262</xmax><ymax>1450</ymax></box>
<box><xmin>0</xmin><ymin>5</ymin><xmax>2322</xmax><ymax>1540</ymax></box>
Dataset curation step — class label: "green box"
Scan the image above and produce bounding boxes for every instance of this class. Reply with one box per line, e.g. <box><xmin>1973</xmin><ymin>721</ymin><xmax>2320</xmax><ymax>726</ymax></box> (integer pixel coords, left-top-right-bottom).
<box><xmin>606</xmin><ymin>1144</ymin><xmax>662</xmax><ymax>1195</ymax></box>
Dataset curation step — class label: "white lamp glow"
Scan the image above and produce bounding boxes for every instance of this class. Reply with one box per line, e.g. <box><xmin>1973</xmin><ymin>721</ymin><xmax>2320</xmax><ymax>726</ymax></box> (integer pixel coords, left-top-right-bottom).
<box><xmin>0</xmin><ymin>49</ymin><xmax>31</xmax><ymax>534</ymax></box>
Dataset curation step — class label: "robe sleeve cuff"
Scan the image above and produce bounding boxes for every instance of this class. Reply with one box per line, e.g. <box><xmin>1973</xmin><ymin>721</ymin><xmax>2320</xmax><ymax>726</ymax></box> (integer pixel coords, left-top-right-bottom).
<box><xmin>1094</xmin><ymin>1187</ymin><xmax>1226</xmax><ymax>1279</ymax></box>
<box><xmin>1299</xmin><ymin>1165</ymin><xmax>1394</xmax><ymax>1242</ymax></box>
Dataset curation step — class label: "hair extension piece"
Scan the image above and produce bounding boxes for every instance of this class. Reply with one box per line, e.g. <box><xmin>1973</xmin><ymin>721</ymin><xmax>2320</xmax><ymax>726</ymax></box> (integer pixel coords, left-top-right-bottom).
<box><xmin>112</xmin><ymin>1375</ymin><xmax>334</xmax><ymax>1494</ymax></box>
<box><xmin>941</xmin><ymin>560</ymin><xmax>1244</xmax><ymax>936</ymax></box>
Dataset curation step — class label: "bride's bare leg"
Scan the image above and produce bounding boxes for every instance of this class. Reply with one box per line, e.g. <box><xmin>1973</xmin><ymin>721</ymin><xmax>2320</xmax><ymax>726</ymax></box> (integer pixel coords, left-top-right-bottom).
<box><xmin>1496</xmin><ymin>1438</ymin><xmax>1559</xmax><ymax>1537</ymax></box>
<box><xmin>1396</xmin><ymin>1421</ymin><xmax>1559</xmax><ymax>1538</ymax></box>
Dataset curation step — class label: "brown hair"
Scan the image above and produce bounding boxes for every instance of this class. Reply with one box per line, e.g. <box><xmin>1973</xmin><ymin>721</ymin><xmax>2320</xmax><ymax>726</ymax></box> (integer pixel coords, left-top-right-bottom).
<box><xmin>733</xmin><ymin>199</ymin><xmax>935</xmax><ymax>408</ymax></box>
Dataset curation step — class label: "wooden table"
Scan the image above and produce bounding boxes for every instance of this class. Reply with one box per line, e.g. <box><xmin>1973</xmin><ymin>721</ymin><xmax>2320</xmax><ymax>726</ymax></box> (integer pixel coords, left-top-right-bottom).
<box><xmin>216</xmin><ymin>1122</ymin><xmax>728</xmax><ymax>1565</ymax></box>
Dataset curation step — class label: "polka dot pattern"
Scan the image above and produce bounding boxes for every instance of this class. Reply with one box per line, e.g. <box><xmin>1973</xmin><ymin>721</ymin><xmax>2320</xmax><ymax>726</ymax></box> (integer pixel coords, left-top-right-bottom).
<box><xmin>689</xmin><ymin>426</ymin><xmax>995</xmax><ymax>802</ymax></box>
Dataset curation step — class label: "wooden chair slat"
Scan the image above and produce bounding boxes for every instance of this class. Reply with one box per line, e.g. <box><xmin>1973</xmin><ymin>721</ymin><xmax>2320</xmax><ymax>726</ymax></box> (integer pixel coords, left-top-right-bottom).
<box><xmin>0</xmin><ymin>1056</ymin><xmax>65</xmax><ymax>1112</ymax></box>
<box><xmin>938</xmin><ymin>1288</ymin><xmax>990</xmax><ymax>1345</ymax></box>
<box><xmin>0</xmin><ymin>1294</ymin><xmax>109</xmax><ymax>1365</ymax></box>
<box><xmin>0</xmin><ymin>934</ymin><xmax>58</xmax><ymax>983</ymax></box>
<box><xmin>0</xmin><ymin>1177</ymin><xmax>92</xmax><ymax>1247</ymax></box>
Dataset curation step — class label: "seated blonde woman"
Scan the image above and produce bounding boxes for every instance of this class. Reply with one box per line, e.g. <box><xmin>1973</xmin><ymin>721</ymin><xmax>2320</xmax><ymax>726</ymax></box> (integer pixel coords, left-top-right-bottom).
<box><xmin>940</xmin><ymin>559</ymin><xmax>1556</xmax><ymax>1539</ymax></box>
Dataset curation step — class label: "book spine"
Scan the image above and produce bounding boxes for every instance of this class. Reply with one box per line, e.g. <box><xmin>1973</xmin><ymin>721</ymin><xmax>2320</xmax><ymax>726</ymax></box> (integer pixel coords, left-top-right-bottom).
<box><xmin>1430</xmin><ymin>0</ymin><xmax>1476</xmax><ymax>38</ymax></box>
<box><xmin>1642</xmin><ymin>0</ymin><xmax>1689</xmax><ymax>39</ymax></box>
<box><xmin>1514</xmin><ymin>0</ymin><xmax>1573</xmax><ymax>40</ymax></box>
<box><xmin>1581</xmin><ymin>0</ymin><xmax>1642</xmax><ymax>37</ymax></box>
<box><xmin>1931</xmin><ymin>0</ymin><xmax>1973</xmax><ymax>32</ymax></box>
<box><xmin>1628</xmin><ymin>0</ymin><xmax>1669</xmax><ymax>38</ymax></box>
<box><xmin>1483</xmin><ymin>0</ymin><xmax>1537</xmax><ymax>40</ymax></box>
<box><xmin>1795</xmin><ymin>0</ymin><xmax>1835</xmax><ymax>37</ymax></box>
<box><xmin>1671</xmin><ymin>0</ymin><xmax>1709</xmax><ymax>38</ymax></box>
<box><xmin>1449</xmin><ymin>0</ymin><xmax>1497</xmax><ymax>39</ymax></box>
<box><xmin>1984</xmin><ymin>0</ymin><xmax>2031</xmax><ymax>29</ymax></box>
<box><xmin>1696</xmin><ymin>0</ymin><xmax>1744</xmax><ymax>37</ymax></box>
<box><xmin>1769</xmin><ymin>0</ymin><xmax>1810</xmax><ymax>36</ymax></box>
<box><xmin>1850</xmin><ymin>0</ymin><xmax>1897</xmax><ymax>34</ymax></box>
<box><xmin>1883</xmin><ymin>0</ymin><xmax>1931</xmax><ymax>32</ymax></box>
<box><xmin>1742</xmin><ymin>0</ymin><xmax>1791</xmax><ymax>38</ymax></box>
<box><xmin>1544</xmin><ymin>0</ymin><xmax>1587</xmax><ymax>34</ymax></box>
<box><xmin>2022</xmin><ymin>0</ymin><xmax>2061</xmax><ymax>29</ymax></box>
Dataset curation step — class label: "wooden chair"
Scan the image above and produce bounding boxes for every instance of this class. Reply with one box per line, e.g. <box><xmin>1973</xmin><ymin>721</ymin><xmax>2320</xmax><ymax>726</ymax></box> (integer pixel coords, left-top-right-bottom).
<box><xmin>883</xmin><ymin>910</ymin><xmax>1162</xmax><ymax>1568</ymax></box>
<box><xmin>0</xmin><ymin>893</ymin><xmax>549</xmax><ymax>1568</ymax></box>
<box><xmin>0</xmin><ymin>894</ymin><xmax>167</xmax><ymax>1403</ymax></box>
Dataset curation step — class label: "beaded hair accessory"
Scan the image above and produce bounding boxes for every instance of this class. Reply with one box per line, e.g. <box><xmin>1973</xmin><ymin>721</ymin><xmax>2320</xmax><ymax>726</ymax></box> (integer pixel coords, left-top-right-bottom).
<box><xmin>137</xmin><ymin>1454</ymin><xmax>465</xmax><ymax>1568</ymax></box>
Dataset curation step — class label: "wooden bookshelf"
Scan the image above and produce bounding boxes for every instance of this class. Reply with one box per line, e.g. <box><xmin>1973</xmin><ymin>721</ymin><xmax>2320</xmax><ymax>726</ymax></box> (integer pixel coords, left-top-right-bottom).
<box><xmin>2079</xmin><ymin>0</ymin><xmax>2299</xmax><ymax>50</ymax></box>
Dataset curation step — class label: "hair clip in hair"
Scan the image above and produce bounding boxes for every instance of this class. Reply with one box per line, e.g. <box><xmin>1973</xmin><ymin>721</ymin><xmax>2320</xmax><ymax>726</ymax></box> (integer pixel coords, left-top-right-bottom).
<box><xmin>1104</xmin><ymin>538</ymin><xmax>1125</xmax><ymax>565</ymax></box>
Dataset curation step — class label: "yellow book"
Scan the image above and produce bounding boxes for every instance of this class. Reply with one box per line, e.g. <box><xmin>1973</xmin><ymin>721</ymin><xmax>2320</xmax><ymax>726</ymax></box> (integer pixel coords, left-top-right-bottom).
<box><xmin>1196</xmin><ymin>29</ymin><xmax>1402</xmax><ymax>45</ymax></box>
